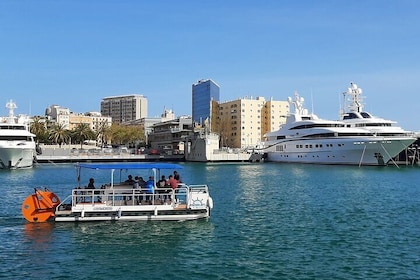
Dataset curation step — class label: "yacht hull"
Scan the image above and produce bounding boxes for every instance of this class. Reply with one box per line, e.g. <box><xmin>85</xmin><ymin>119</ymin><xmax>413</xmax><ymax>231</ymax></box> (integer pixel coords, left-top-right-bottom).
<box><xmin>0</xmin><ymin>145</ymin><xmax>35</xmax><ymax>169</ymax></box>
<box><xmin>264</xmin><ymin>137</ymin><xmax>415</xmax><ymax>166</ymax></box>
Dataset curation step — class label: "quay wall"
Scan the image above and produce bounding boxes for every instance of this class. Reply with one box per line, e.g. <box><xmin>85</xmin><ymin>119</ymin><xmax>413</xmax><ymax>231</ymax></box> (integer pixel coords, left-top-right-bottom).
<box><xmin>35</xmin><ymin>146</ymin><xmax>258</xmax><ymax>163</ymax></box>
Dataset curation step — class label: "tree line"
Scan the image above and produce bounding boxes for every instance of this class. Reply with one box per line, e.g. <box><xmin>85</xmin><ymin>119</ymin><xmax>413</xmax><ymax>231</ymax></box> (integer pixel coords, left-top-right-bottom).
<box><xmin>30</xmin><ymin>117</ymin><xmax>145</xmax><ymax>148</ymax></box>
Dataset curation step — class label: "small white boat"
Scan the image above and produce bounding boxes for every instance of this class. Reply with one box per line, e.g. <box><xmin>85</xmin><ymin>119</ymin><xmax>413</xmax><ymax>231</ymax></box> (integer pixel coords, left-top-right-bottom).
<box><xmin>22</xmin><ymin>163</ymin><xmax>213</xmax><ymax>222</ymax></box>
<box><xmin>0</xmin><ymin>100</ymin><xmax>37</xmax><ymax>169</ymax></box>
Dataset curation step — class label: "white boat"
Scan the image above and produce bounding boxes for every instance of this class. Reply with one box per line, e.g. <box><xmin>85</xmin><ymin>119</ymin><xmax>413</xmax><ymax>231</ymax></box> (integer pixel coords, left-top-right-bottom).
<box><xmin>22</xmin><ymin>163</ymin><xmax>213</xmax><ymax>222</ymax></box>
<box><xmin>0</xmin><ymin>100</ymin><xmax>37</xmax><ymax>169</ymax></box>
<box><xmin>261</xmin><ymin>92</ymin><xmax>416</xmax><ymax>166</ymax></box>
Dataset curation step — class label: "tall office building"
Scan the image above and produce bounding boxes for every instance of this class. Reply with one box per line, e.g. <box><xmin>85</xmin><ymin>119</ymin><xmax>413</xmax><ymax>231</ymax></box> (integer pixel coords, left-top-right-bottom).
<box><xmin>101</xmin><ymin>94</ymin><xmax>148</xmax><ymax>123</ymax></box>
<box><xmin>192</xmin><ymin>79</ymin><xmax>220</xmax><ymax>127</ymax></box>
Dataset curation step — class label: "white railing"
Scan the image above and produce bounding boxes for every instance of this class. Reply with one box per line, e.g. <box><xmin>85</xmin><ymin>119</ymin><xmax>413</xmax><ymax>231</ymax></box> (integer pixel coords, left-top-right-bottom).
<box><xmin>58</xmin><ymin>184</ymin><xmax>209</xmax><ymax>208</ymax></box>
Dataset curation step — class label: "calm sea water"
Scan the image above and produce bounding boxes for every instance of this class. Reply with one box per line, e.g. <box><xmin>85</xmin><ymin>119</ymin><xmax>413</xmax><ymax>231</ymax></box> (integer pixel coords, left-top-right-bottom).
<box><xmin>0</xmin><ymin>162</ymin><xmax>419</xmax><ymax>279</ymax></box>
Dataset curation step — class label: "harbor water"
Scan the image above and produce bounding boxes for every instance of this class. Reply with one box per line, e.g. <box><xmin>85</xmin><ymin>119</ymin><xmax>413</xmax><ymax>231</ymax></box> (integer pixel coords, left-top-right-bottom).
<box><xmin>0</xmin><ymin>162</ymin><xmax>419</xmax><ymax>279</ymax></box>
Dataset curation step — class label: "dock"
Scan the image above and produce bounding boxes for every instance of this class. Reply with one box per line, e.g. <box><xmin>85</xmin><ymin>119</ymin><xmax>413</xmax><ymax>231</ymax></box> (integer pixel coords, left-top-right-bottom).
<box><xmin>35</xmin><ymin>146</ymin><xmax>184</xmax><ymax>164</ymax></box>
<box><xmin>35</xmin><ymin>145</ymin><xmax>262</xmax><ymax>164</ymax></box>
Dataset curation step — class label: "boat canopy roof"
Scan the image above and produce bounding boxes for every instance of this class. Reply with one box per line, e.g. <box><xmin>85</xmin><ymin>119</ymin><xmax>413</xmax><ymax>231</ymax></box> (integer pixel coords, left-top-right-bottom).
<box><xmin>75</xmin><ymin>162</ymin><xmax>183</xmax><ymax>170</ymax></box>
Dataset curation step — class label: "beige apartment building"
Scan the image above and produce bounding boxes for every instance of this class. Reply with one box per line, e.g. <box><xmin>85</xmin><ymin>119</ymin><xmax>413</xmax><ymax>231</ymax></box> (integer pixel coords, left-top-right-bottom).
<box><xmin>46</xmin><ymin>105</ymin><xmax>112</xmax><ymax>131</ymax></box>
<box><xmin>45</xmin><ymin>104</ymin><xmax>112</xmax><ymax>146</ymax></box>
<box><xmin>68</xmin><ymin>113</ymin><xmax>112</xmax><ymax>131</ymax></box>
<box><xmin>213</xmin><ymin>97</ymin><xmax>289</xmax><ymax>149</ymax></box>
<box><xmin>101</xmin><ymin>94</ymin><xmax>148</xmax><ymax>123</ymax></box>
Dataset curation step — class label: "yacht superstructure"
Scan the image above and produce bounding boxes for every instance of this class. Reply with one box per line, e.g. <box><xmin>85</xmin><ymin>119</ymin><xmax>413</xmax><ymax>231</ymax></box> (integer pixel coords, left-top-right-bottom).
<box><xmin>340</xmin><ymin>82</ymin><xmax>415</xmax><ymax>138</ymax></box>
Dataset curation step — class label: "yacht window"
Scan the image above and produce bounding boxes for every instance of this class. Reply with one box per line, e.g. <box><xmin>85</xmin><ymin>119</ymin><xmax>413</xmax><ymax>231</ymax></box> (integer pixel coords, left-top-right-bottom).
<box><xmin>0</xmin><ymin>136</ymin><xmax>32</xmax><ymax>141</ymax></box>
<box><xmin>302</xmin><ymin>133</ymin><xmax>335</xmax><ymax>138</ymax></box>
<box><xmin>0</xmin><ymin>126</ymin><xmax>26</xmax><ymax>130</ymax></box>
<box><xmin>337</xmin><ymin>132</ymin><xmax>374</xmax><ymax>137</ymax></box>
<box><xmin>360</xmin><ymin>112</ymin><xmax>372</xmax><ymax>118</ymax></box>
<box><xmin>343</xmin><ymin>113</ymin><xmax>359</xmax><ymax>120</ymax></box>
<box><xmin>291</xmin><ymin>123</ymin><xmax>344</xmax><ymax>129</ymax></box>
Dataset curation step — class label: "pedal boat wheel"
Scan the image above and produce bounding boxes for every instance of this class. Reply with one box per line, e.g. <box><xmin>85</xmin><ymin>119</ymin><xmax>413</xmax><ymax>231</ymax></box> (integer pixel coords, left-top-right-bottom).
<box><xmin>21</xmin><ymin>188</ymin><xmax>60</xmax><ymax>223</ymax></box>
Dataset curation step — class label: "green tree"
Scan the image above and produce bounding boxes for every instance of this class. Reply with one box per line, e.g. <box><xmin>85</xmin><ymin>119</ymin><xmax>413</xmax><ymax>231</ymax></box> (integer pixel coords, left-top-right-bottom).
<box><xmin>106</xmin><ymin>124</ymin><xmax>145</xmax><ymax>147</ymax></box>
<box><xmin>73</xmin><ymin>123</ymin><xmax>95</xmax><ymax>149</ymax></box>
<box><xmin>49</xmin><ymin>123</ymin><xmax>71</xmax><ymax>147</ymax></box>
<box><xmin>30</xmin><ymin>117</ymin><xmax>49</xmax><ymax>143</ymax></box>
<box><xmin>126</xmin><ymin>125</ymin><xmax>145</xmax><ymax>147</ymax></box>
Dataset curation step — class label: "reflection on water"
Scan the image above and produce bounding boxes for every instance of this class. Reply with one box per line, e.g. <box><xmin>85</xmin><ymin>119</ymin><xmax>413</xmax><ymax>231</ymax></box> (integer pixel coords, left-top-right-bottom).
<box><xmin>0</xmin><ymin>163</ymin><xmax>419</xmax><ymax>279</ymax></box>
<box><xmin>23</xmin><ymin>222</ymin><xmax>55</xmax><ymax>249</ymax></box>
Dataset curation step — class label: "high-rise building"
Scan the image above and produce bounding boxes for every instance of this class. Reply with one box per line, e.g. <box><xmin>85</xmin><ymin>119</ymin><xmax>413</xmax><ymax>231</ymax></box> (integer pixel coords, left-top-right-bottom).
<box><xmin>192</xmin><ymin>79</ymin><xmax>220</xmax><ymax>127</ymax></box>
<box><xmin>101</xmin><ymin>94</ymin><xmax>148</xmax><ymax>123</ymax></box>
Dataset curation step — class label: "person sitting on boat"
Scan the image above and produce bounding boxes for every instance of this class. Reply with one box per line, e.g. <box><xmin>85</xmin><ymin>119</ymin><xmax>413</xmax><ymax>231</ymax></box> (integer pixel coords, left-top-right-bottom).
<box><xmin>138</xmin><ymin>176</ymin><xmax>146</xmax><ymax>188</ymax></box>
<box><xmin>173</xmin><ymin>170</ymin><xmax>182</xmax><ymax>183</ymax></box>
<box><xmin>157</xmin><ymin>175</ymin><xmax>168</xmax><ymax>200</ymax></box>
<box><xmin>84</xmin><ymin>178</ymin><xmax>98</xmax><ymax>202</ymax></box>
<box><xmin>87</xmin><ymin>178</ymin><xmax>95</xmax><ymax>189</ymax></box>
<box><xmin>125</xmin><ymin>175</ymin><xmax>135</xmax><ymax>185</ymax></box>
<box><xmin>133</xmin><ymin>176</ymin><xmax>143</xmax><ymax>204</ymax></box>
<box><xmin>167</xmin><ymin>175</ymin><xmax>178</xmax><ymax>190</ymax></box>
<box><xmin>157</xmin><ymin>175</ymin><xmax>167</xmax><ymax>188</ymax></box>
<box><xmin>136</xmin><ymin>176</ymin><xmax>147</xmax><ymax>203</ymax></box>
<box><xmin>144</xmin><ymin>176</ymin><xmax>154</xmax><ymax>201</ymax></box>
<box><xmin>133</xmin><ymin>176</ymin><xmax>140</xmax><ymax>188</ymax></box>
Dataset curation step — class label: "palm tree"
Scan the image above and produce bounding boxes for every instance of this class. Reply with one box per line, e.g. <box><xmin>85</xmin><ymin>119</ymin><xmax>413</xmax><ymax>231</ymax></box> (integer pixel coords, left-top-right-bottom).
<box><xmin>96</xmin><ymin>120</ymin><xmax>110</xmax><ymax>147</ymax></box>
<box><xmin>49</xmin><ymin>123</ymin><xmax>71</xmax><ymax>147</ymax></box>
<box><xmin>73</xmin><ymin>123</ymin><xmax>95</xmax><ymax>149</ymax></box>
<box><xmin>30</xmin><ymin>117</ymin><xmax>49</xmax><ymax>143</ymax></box>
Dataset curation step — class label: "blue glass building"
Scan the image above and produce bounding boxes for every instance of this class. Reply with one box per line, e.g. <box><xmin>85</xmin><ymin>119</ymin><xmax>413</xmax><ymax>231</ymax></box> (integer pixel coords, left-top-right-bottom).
<box><xmin>192</xmin><ymin>79</ymin><xmax>220</xmax><ymax>126</ymax></box>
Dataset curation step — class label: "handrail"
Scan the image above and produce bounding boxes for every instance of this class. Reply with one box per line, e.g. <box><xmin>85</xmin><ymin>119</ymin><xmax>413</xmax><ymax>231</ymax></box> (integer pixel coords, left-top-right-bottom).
<box><xmin>67</xmin><ymin>185</ymin><xmax>191</xmax><ymax>206</ymax></box>
<box><xmin>58</xmin><ymin>183</ymin><xmax>210</xmax><ymax>210</ymax></box>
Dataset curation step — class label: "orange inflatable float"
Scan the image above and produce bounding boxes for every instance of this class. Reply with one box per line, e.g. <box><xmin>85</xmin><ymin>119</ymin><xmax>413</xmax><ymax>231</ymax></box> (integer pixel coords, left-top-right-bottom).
<box><xmin>21</xmin><ymin>188</ymin><xmax>61</xmax><ymax>223</ymax></box>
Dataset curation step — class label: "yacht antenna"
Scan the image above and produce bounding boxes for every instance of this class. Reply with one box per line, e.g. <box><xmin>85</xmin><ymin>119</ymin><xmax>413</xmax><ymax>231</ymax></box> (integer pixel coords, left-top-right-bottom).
<box><xmin>340</xmin><ymin>90</ymin><xmax>346</xmax><ymax>118</ymax></box>
<box><xmin>310</xmin><ymin>88</ymin><xmax>314</xmax><ymax>114</ymax></box>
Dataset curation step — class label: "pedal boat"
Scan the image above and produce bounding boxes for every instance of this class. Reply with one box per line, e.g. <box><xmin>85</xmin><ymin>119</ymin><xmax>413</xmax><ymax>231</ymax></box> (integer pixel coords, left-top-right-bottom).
<box><xmin>22</xmin><ymin>163</ymin><xmax>213</xmax><ymax>222</ymax></box>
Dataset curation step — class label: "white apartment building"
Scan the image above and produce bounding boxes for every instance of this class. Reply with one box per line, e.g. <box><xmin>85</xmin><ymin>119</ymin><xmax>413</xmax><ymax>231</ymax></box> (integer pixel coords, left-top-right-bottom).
<box><xmin>45</xmin><ymin>105</ymin><xmax>71</xmax><ymax>129</ymax></box>
<box><xmin>101</xmin><ymin>94</ymin><xmax>148</xmax><ymax>123</ymax></box>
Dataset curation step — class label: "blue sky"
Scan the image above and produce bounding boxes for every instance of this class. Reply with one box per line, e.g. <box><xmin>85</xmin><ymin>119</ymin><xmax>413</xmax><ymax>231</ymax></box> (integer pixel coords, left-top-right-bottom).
<box><xmin>1</xmin><ymin>0</ymin><xmax>420</xmax><ymax>130</ymax></box>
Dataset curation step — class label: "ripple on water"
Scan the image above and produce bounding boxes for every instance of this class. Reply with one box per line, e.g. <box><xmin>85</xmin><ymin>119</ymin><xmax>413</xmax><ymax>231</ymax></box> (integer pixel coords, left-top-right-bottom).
<box><xmin>0</xmin><ymin>163</ymin><xmax>419</xmax><ymax>279</ymax></box>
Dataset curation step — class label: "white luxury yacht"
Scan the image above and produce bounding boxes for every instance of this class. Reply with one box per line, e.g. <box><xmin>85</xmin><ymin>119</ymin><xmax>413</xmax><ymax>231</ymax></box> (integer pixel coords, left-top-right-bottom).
<box><xmin>0</xmin><ymin>100</ymin><xmax>37</xmax><ymax>169</ymax></box>
<box><xmin>261</xmin><ymin>92</ymin><xmax>416</xmax><ymax>166</ymax></box>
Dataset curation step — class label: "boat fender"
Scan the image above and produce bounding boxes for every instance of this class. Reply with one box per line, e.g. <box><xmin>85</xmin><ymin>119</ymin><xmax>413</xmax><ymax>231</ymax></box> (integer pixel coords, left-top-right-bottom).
<box><xmin>117</xmin><ymin>208</ymin><xmax>122</xmax><ymax>218</ymax></box>
<box><xmin>207</xmin><ymin>197</ymin><xmax>214</xmax><ymax>209</ymax></box>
